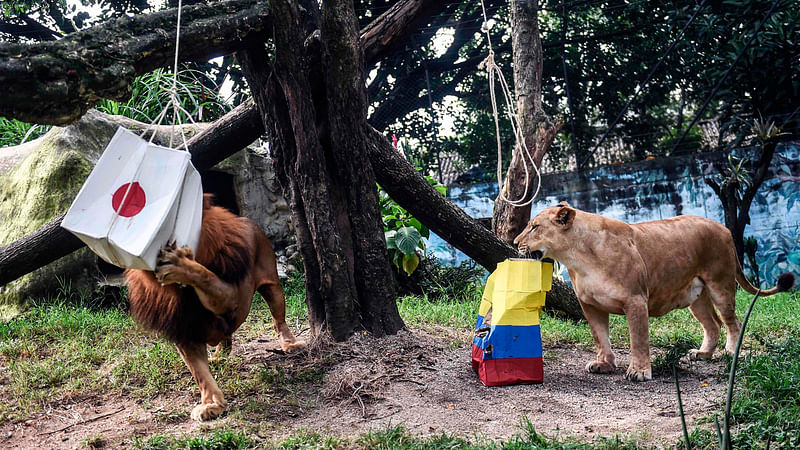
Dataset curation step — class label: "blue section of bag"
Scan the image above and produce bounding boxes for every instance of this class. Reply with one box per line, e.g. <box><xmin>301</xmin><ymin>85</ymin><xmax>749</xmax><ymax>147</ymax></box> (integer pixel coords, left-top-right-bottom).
<box><xmin>473</xmin><ymin>316</ymin><xmax>542</xmax><ymax>360</ymax></box>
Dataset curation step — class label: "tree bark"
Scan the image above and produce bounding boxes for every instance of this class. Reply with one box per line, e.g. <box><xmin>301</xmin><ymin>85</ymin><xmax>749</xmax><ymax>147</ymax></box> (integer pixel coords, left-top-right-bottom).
<box><xmin>239</xmin><ymin>0</ymin><xmax>403</xmax><ymax>340</ymax></box>
<box><xmin>492</xmin><ymin>0</ymin><xmax>562</xmax><ymax>244</ymax></box>
<box><xmin>360</xmin><ymin>0</ymin><xmax>449</xmax><ymax>65</ymax></box>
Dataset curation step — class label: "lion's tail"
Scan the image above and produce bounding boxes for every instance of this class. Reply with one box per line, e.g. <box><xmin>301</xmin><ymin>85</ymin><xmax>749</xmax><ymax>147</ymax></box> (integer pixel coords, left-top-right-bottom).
<box><xmin>735</xmin><ymin>257</ymin><xmax>795</xmax><ymax>296</ymax></box>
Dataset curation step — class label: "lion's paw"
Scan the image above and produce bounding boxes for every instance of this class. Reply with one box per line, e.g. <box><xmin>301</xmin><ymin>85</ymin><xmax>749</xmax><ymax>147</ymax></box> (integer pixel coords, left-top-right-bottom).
<box><xmin>586</xmin><ymin>360</ymin><xmax>616</xmax><ymax>374</ymax></box>
<box><xmin>624</xmin><ymin>366</ymin><xmax>652</xmax><ymax>382</ymax></box>
<box><xmin>688</xmin><ymin>349</ymin><xmax>713</xmax><ymax>361</ymax></box>
<box><xmin>280</xmin><ymin>338</ymin><xmax>306</xmax><ymax>353</ymax></box>
<box><xmin>191</xmin><ymin>401</ymin><xmax>226</xmax><ymax>421</ymax></box>
<box><xmin>155</xmin><ymin>243</ymin><xmax>194</xmax><ymax>285</ymax></box>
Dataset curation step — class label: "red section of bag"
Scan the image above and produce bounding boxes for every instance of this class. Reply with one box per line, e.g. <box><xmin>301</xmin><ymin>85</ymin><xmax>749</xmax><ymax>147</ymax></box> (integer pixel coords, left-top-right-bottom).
<box><xmin>472</xmin><ymin>345</ymin><xmax>543</xmax><ymax>386</ymax></box>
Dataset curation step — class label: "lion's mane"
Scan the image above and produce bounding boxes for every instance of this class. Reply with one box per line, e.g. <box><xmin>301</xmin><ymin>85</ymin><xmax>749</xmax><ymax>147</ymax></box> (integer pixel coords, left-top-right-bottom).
<box><xmin>125</xmin><ymin>195</ymin><xmax>253</xmax><ymax>345</ymax></box>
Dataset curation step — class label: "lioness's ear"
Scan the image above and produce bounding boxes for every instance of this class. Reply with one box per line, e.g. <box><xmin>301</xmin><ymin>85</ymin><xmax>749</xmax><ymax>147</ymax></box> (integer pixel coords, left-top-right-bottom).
<box><xmin>557</xmin><ymin>201</ymin><xmax>570</xmax><ymax>207</ymax></box>
<box><xmin>552</xmin><ymin>206</ymin><xmax>576</xmax><ymax>228</ymax></box>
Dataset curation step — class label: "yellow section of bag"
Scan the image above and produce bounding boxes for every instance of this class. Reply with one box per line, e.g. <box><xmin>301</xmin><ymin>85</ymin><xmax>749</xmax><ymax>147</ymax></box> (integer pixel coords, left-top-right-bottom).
<box><xmin>483</xmin><ymin>259</ymin><xmax>553</xmax><ymax>326</ymax></box>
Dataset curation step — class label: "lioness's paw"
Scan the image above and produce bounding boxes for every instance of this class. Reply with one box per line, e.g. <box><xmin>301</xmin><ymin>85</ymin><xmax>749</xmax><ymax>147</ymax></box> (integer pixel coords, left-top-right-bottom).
<box><xmin>688</xmin><ymin>349</ymin><xmax>713</xmax><ymax>361</ymax></box>
<box><xmin>191</xmin><ymin>402</ymin><xmax>226</xmax><ymax>421</ymax></box>
<box><xmin>586</xmin><ymin>360</ymin><xmax>616</xmax><ymax>374</ymax></box>
<box><xmin>624</xmin><ymin>367</ymin><xmax>652</xmax><ymax>382</ymax></box>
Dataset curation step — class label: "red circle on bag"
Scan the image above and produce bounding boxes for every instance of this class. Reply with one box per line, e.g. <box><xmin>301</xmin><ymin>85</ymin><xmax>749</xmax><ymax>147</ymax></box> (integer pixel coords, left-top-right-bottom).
<box><xmin>112</xmin><ymin>182</ymin><xmax>146</xmax><ymax>217</ymax></box>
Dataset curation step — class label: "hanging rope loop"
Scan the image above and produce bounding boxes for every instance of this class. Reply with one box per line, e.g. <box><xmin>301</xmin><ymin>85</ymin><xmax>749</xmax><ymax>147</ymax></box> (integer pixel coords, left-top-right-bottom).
<box><xmin>141</xmin><ymin>0</ymin><xmax>194</xmax><ymax>152</ymax></box>
<box><xmin>116</xmin><ymin>0</ymin><xmax>190</xmax><ymax>221</ymax></box>
<box><xmin>478</xmin><ymin>0</ymin><xmax>541</xmax><ymax>207</ymax></box>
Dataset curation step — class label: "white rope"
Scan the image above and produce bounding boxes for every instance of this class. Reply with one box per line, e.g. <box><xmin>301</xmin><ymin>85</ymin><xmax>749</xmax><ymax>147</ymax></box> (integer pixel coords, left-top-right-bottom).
<box><xmin>141</xmin><ymin>0</ymin><xmax>190</xmax><ymax>152</ymax></box>
<box><xmin>115</xmin><ymin>0</ymin><xmax>188</xmax><ymax>222</ymax></box>
<box><xmin>478</xmin><ymin>0</ymin><xmax>541</xmax><ymax>207</ymax></box>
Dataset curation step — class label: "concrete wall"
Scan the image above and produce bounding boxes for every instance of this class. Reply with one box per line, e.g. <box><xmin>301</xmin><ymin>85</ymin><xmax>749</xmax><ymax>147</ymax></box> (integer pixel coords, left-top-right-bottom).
<box><xmin>428</xmin><ymin>143</ymin><xmax>800</xmax><ymax>286</ymax></box>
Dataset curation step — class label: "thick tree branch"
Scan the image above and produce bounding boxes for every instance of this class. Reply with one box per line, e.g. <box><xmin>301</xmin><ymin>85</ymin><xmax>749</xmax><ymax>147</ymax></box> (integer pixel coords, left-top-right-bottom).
<box><xmin>361</xmin><ymin>0</ymin><xmax>450</xmax><ymax>65</ymax></box>
<box><xmin>0</xmin><ymin>14</ymin><xmax>61</xmax><ymax>41</ymax></box>
<box><xmin>0</xmin><ymin>0</ymin><xmax>272</xmax><ymax>125</ymax></box>
<box><xmin>366</xmin><ymin>126</ymin><xmax>582</xmax><ymax>320</ymax></box>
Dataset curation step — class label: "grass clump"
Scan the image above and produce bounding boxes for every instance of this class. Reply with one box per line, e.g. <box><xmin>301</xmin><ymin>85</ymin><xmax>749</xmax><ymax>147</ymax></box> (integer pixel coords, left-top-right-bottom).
<box><xmin>134</xmin><ymin>429</ymin><xmax>254</xmax><ymax>450</ymax></box>
<box><xmin>720</xmin><ymin>338</ymin><xmax>800</xmax><ymax>447</ymax></box>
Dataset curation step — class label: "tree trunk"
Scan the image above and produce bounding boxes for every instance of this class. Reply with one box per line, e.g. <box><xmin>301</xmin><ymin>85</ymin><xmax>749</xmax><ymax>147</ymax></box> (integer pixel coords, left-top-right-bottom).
<box><xmin>705</xmin><ymin>139</ymin><xmax>780</xmax><ymax>266</ymax></box>
<box><xmin>492</xmin><ymin>0</ymin><xmax>562</xmax><ymax>244</ymax></box>
<box><xmin>239</xmin><ymin>0</ymin><xmax>402</xmax><ymax>340</ymax></box>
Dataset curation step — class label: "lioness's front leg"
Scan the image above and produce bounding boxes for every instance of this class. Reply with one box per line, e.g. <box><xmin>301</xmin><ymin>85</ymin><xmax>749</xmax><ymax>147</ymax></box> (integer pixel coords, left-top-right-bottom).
<box><xmin>155</xmin><ymin>244</ymin><xmax>238</xmax><ymax>315</ymax></box>
<box><xmin>581</xmin><ymin>303</ymin><xmax>616</xmax><ymax>374</ymax></box>
<box><xmin>176</xmin><ymin>341</ymin><xmax>227</xmax><ymax>421</ymax></box>
<box><xmin>624</xmin><ymin>297</ymin><xmax>652</xmax><ymax>381</ymax></box>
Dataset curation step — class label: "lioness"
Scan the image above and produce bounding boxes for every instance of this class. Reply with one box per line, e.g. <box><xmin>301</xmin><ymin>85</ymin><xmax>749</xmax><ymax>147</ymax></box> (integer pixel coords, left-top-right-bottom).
<box><xmin>514</xmin><ymin>202</ymin><xmax>794</xmax><ymax>381</ymax></box>
<box><xmin>124</xmin><ymin>194</ymin><xmax>304</xmax><ymax>420</ymax></box>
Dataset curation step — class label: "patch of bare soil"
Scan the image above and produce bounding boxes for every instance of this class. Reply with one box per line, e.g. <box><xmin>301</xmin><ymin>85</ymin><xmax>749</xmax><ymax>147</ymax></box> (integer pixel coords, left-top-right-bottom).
<box><xmin>0</xmin><ymin>329</ymin><xmax>726</xmax><ymax>448</ymax></box>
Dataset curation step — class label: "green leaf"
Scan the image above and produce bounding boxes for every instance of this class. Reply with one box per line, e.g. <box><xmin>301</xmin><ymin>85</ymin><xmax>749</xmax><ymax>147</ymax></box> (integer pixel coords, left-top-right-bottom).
<box><xmin>395</xmin><ymin>227</ymin><xmax>421</xmax><ymax>255</ymax></box>
<box><xmin>419</xmin><ymin>224</ymin><xmax>430</xmax><ymax>239</ymax></box>
<box><xmin>408</xmin><ymin>218</ymin><xmax>424</xmax><ymax>233</ymax></box>
<box><xmin>402</xmin><ymin>252</ymin><xmax>420</xmax><ymax>275</ymax></box>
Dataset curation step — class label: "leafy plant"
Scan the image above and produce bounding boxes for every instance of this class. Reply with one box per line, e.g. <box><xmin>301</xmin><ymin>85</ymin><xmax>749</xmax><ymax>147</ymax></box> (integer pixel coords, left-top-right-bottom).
<box><xmin>96</xmin><ymin>68</ymin><xmax>231</xmax><ymax>125</ymax></box>
<box><xmin>0</xmin><ymin>117</ymin><xmax>50</xmax><ymax>148</ymax></box>
<box><xmin>380</xmin><ymin>176</ymin><xmax>446</xmax><ymax>275</ymax></box>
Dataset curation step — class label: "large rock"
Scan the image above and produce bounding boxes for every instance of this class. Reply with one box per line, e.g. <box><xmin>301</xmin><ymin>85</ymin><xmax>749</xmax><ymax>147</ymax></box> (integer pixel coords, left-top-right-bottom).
<box><xmin>0</xmin><ymin>110</ymin><xmax>293</xmax><ymax>319</ymax></box>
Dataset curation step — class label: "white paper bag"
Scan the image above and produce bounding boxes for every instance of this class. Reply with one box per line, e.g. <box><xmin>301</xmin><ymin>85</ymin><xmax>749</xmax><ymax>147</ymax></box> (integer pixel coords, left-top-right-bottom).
<box><xmin>62</xmin><ymin>127</ymin><xmax>203</xmax><ymax>271</ymax></box>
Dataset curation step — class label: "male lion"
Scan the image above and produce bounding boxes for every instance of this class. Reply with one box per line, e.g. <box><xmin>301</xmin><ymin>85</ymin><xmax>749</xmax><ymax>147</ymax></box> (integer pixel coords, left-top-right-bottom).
<box><xmin>124</xmin><ymin>194</ymin><xmax>304</xmax><ymax>420</ymax></box>
<box><xmin>514</xmin><ymin>202</ymin><xmax>794</xmax><ymax>382</ymax></box>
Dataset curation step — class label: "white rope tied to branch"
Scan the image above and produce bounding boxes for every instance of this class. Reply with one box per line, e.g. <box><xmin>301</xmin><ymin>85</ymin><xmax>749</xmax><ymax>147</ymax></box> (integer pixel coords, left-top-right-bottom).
<box><xmin>141</xmin><ymin>0</ymin><xmax>195</xmax><ymax>152</ymax></box>
<box><xmin>116</xmin><ymin>0</ymin><xmax>193</xmax><ymax>221</ymax></box>
<box><xmin>478</xmin><ymin>0</ymin><xmax>541</xmax><ymax>208</ymax></box>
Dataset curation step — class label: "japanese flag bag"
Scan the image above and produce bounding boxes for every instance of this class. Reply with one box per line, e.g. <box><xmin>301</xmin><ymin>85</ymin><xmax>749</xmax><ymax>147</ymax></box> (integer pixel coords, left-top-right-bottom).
<box><xmin>62</xmin><ymin>127</ymin><xmax>203</xmax><ymax>271</ymax></box>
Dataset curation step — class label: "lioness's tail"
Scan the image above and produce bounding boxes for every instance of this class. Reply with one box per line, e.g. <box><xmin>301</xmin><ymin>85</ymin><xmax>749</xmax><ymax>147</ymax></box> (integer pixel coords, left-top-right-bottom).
<box><xmin>735</xmin><ymin>258</ymin><xmax>795</xmax><ymax>296</ymax></box>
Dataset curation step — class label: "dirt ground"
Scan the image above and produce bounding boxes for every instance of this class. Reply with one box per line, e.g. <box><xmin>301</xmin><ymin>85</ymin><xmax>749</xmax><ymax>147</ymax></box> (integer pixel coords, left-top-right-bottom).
<box><xmin>0</xmin><ymin>329</ymin><xmax>726</xmax><ymax>449</ymax></box>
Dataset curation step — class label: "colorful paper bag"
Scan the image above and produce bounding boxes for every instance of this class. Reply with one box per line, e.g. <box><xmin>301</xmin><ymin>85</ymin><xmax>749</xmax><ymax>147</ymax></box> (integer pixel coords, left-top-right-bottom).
<box><xmin>62</xmin><ymin>127</ymin><xmax>203</xmax><ymax>271</ymax></box>
<box><xmin>472</xmin><ymin>259</ymin><xmax>553</xmax><ymax>386</ymax></box>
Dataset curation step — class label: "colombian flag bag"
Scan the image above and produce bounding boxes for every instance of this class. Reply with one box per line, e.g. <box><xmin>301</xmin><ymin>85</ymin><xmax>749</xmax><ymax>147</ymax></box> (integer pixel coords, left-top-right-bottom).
<box><xmin>61</xmin><ymin>127</ymin><xmax>203</xmax><ymax>271</ymax></box>
<box><xmin>472</xmin><ymin>259</ymin><xmax>553</xmax><ymax>386</ymax></box>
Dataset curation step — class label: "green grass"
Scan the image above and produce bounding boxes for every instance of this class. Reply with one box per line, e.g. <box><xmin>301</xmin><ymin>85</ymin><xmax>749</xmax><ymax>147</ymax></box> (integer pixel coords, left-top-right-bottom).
<box><xmin>398</xmin><ymin>287</ymin><xmax>800</xmax><ymax>354</ymax></box>
<box><xmin>687</xmin><ymin>337</ymin><xmax>800</xmax><ymax>448</ymax></box>
<box><xmin>134</xmin><ymin>429</ymin><xmax>254</xmax><ymax>449</ymax></box>
<box><xmin>272</xmin><ymin>420</ymin><xmax>642</xmax><ymax>449</ymax></box>
<box><xmin>0</xmin><ymin>287</ymin><xmax>294</xmax><ymax>423</ymax></box>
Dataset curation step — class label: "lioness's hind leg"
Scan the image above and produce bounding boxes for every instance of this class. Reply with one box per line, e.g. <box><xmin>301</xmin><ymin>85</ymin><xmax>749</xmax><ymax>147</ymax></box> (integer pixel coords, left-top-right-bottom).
<box><xmin>688</xmin><ymin>292</ymin><xmax>722</xmax><ymax>360</ymax></box>
<box><xmin>706</xmin><ymin>280</ymin><xmax>741</xmax><ymax>354</ymax></box>
<box><xmin>258</xmin><ymin>283</ymin><xmax>305</xmax><ymax>353</ymax></box>
<box><xmin>176</xmin><ymin>342</ymin><xmax>227</xmax><ymax>421</ymax></box>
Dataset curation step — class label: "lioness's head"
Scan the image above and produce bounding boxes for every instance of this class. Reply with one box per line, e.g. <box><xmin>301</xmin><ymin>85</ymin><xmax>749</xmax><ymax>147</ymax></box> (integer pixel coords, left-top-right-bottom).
<box><xmin>513</xmin><ymin>201</ymin><xmax>576</xmax><ymax>260</ymax></box>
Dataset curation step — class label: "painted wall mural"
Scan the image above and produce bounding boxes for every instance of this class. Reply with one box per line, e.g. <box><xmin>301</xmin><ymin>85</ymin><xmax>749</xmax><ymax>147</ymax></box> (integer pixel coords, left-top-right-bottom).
<box><xmin>428</xmin><ymin>143</ymin><xmax>800</xmax><ymax>286</ymax></box>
